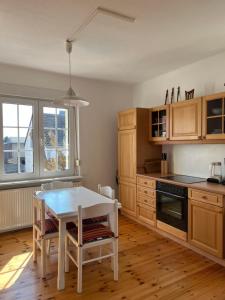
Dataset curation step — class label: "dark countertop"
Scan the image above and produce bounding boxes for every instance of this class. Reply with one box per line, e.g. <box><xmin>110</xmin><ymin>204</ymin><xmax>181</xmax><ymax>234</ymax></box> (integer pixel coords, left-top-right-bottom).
<box><xmin>137</xmin><ymin>173</ymin><xmax>225</xmax><ymax>195</ymax></box>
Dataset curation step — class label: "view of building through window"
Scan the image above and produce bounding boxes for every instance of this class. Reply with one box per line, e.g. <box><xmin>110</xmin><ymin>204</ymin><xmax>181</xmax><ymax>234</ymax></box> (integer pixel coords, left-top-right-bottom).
<box><xmin>1</xmin><ymin>100</ymin><xmax>72</xmax><ymax>179</ymax></box>
<box><xmin>3</xmin><ymin>103</ymin><xmax>33</xmax><ymax>174</ymax></box>
<box><xmin>43</xmin><ymin>107</ymin><xmax>69</xmax><ymax>172</ymax></box>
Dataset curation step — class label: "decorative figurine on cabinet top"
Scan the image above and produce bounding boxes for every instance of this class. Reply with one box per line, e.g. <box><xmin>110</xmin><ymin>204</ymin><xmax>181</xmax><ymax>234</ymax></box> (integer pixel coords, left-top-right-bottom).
<box><xmin>177</xmin><ymin>86</ymin><xmax>181</xmax><ymax>102</ymax></box>
<box><xmin>185</xmin><ymin>89</ymin><xmax>195</xmax><ymax>100</ymax></box>
<box><xmin>171</xmin><ymin>87</ymin><xmax>175</xmax><ymax>103</ymax></box>
<box><xmin>164</xmin><ymin>89</ymin><xmax>169</xmax><ymax>105</ymax></box>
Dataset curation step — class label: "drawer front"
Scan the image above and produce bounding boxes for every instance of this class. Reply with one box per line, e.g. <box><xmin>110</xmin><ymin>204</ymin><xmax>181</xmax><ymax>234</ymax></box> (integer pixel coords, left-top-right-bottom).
<box><xmin>189</xmin><ymin>189</ymin><xmax>223</xmax><ymax>207</ymax></box>
<box><xmin>137</xmin><ymin>176</ymin><xmax>156</xmax><ymax>189</ymax></box>
<box><xmin>137</xmin><ymin>203</ymin><xmax>156</xmax><ymax>226</ymax></box>
<box><xmin>137</xmin><ymin>194</ymin><xmax>156</xmax><ymax>208</ymax></box>
<box><xmin>137</xmin><ymin>185</ymin><xmax>156</xmax><ymax>198</ymax></box>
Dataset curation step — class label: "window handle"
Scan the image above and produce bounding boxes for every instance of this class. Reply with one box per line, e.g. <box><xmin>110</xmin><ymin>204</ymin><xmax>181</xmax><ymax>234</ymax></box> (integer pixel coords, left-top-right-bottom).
<box><xmin>40</xmin><ymin>138</ymin><xmax>44</xmax><ymax>147</ymax></box>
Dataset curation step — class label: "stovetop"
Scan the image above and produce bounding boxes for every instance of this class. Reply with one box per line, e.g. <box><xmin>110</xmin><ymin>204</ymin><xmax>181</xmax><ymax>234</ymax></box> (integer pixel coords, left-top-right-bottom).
<box><xmin>160</xmin><ymin>175</ymin><xmax>206</xmax><ymax>184</ymax></box>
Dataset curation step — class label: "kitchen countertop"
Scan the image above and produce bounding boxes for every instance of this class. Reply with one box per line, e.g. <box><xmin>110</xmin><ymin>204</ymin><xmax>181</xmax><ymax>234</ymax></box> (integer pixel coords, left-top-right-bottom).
<box><xmin>137</xmin><ymin>173</ymin><xmax>225</xmax><ymax>195</ymax></box>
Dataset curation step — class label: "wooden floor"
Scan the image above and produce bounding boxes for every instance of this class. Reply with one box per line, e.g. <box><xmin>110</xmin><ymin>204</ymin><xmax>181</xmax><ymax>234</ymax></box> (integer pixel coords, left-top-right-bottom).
<box><xmin>1</xmin><ymin>216</ymin><xmax>225</xmax><ymax>300</ymax></box>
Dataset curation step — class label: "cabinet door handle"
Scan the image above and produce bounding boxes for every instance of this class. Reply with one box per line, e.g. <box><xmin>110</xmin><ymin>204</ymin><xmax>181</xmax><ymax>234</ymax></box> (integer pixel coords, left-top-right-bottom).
<box><xmin>202</xmin><ymin>195</ymin><xmax>207</xmax><ymax>200</ymax></box>
<box><xmin>144</xmin><ymin>190</ymin><xmax>148</xmax><ymax>194</ymax></box>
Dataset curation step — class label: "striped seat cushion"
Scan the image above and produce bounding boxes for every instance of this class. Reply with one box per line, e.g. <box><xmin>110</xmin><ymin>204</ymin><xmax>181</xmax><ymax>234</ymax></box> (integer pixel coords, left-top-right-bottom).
<box><xmin>68</xmin><ymin>223</ymin><xmax>114</xmax><ymax>244</ymax></box>
<box><xmin>37</xmin><ymin>218</ymin><xmax>58</xmax><ymax>235</ymax></box>
<box><xmin>46</xmin><ymin>211</ymin><xmax>76</xmax><ymax>231</ymax></box>
<box><xmin>83</xmin><ymin>215</ymin><xmax>107</xmax><ymax>225</ymax></box>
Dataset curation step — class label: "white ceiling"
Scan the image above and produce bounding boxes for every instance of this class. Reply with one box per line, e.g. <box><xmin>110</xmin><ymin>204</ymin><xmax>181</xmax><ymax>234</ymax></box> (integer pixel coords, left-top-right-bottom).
<box><xmin>1</xmin><ymin>0</ymin><xmax>225</xmax><ymax>84</ymax></box>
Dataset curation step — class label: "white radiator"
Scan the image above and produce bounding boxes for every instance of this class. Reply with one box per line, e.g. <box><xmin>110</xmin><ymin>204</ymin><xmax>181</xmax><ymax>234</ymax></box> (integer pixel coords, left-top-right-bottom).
<box><xmin>0</xmin><ymin>186</ymin><xmax>41</xmax><ymax>232</ymax></box>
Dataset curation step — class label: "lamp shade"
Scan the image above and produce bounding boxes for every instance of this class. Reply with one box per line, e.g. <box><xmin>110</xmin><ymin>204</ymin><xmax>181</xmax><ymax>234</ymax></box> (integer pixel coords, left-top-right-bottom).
<box><xmin>54</xmin><ymin>87</ymin><xmax>89</xmax><ymax>107</ymax></box>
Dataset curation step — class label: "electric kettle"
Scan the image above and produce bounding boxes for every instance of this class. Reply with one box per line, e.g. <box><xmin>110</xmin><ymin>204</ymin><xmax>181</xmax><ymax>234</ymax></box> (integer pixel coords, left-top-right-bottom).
<box><xmin>207</xmin><ymin>162</ymin><xmax>222</xmax><ymax>183</ymax></box>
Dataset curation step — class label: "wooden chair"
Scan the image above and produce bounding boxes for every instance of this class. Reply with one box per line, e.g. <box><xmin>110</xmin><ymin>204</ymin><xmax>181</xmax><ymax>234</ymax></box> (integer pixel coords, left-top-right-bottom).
<box><xmin>41</xmin><ymin>180</ymin><xmax>74</xmax><ymax>191</ymax></box>
<box><xmin>98</xmin><ymin>184</ymin><xmax>115</xmax><ymax>199</ymax></box>
<box><xmin>33</xmin><ymin>192</ymin><xmax>58</xmax><ymax>278</ymax></box>
<box><xmin>65</xmin><ymin>200</ymin><xmax>119</xmax><ymax>293</ymax></box>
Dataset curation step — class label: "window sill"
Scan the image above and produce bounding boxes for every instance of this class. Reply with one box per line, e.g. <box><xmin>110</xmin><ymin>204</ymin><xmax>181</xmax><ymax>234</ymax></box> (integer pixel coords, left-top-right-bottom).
<box><xmin>0</xmin><ymin>175</ymin><xmax>82</xmax><ymax>190</ymax></box>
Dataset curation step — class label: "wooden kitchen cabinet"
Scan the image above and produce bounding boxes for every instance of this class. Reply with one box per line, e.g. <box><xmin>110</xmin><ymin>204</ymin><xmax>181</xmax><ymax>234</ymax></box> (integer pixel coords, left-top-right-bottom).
<box><xmin>170</xmin><ymin>98</ymin><xmax>202</xmax><ymax>140</ymax></box>
<box><xmin>188</xmin><ymin>198</ymin><xmax>224</xmax><ymax>258</ymax></box>
<box><xmin>202</xmin><ymin>92</ymin><xmax>225</xmax><ymax>140</ymax></box>
<box><xmin>149</xmin><ymin>105</ymin><xmax>170</xmax><ymax>141</ymax></box>
<box><xmin>118</xmin><ymin>129</ymin><xmax>136</xmax><ymax>183</ymax></box>
<box><xmin>118</xmin><ymin>109</ymin><xmax>136</xmax><ymax>130</ymax></box>
<box><xmin>137</xmin><ymin>203</ymin><xmax>156</xmax><ymax>226</ymax></box>
<box><xmin>118</xmin><ymin>108</ymin><xmax>161</xmax><ymax>218</ymax></box>
<box><xmin>119</xmin><ymin>181</ymin><xmax>136</xmax><ymax>217</ymax></box>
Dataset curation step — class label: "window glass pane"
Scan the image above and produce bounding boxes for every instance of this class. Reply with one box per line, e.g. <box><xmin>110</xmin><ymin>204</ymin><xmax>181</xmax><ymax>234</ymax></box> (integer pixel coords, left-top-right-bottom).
<box><xmin>21</xmin><ymin>128</ymin><xmax>33</xmax><ymax>150</ymax></box>
<box><xmin>3</xmin><ymin>103</ymin><xmax>17</xmax><ymax>127</ymax></box>
<box><xmin>44</xmin><ymin>150</ymin><xmax>57</xmax><ymax>172</ymax></box>
<box><xmin>3</xmin><ymin>128</ymin><xmax>18</xmax><ymax>151</ymax></box>
<box><xmin>57</xmin><ymin>108</ymin><xmax>68</xmax><ymax>129</ymax></box>
<box><xmin>57</xmin><ymin>150</ymin><xmax>69</xmax><ymax>171</ymax></box>
<box><xmin>19</xmin><ymin>105</ymin><xmax>33</xmax><ymax>127</ymax></box>
<box><xmin>44</xmin><ymin>129</ymin><xmax>56</xmax><ymax>148</ymax></box>
<box><xmin>4</xmin><ymin>151</ymin><xmax>18</xmax><ymax>174</ymax></box>
<box><xmin>43</xmin><ymin>107</ymin><xmax>56</xmax><ymax>128</ymax></box>
<box><xmin>20</xmin><ymin>151</ymin><xmax>33</xmax><ymax>173</ymax></box>
<box><xmin>42</xmin><ymin>106</ymin><xmax>70</xmax><ymax>174</ymax></box>
<box><xmin>57</xmin><ymin>130</ymin><xmax>68</xmax><ymax>147</ymax></box>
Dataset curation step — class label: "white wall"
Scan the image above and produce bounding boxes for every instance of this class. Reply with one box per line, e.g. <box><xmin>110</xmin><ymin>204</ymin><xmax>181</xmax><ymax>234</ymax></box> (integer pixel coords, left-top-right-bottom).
<box><xmin>133</xmin><ymin>51</ymin><xmax>225</xmax><ymax>178</ymax></box>
<box><xmin>0</xmin><ymin>63</ymin><xmax>133</xmax><ymax>190</ymax></box>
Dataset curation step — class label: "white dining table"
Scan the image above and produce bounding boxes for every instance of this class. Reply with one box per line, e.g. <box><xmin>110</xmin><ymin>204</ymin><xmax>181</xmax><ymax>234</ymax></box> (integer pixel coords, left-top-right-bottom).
<box><xmin>36</xmin><ymin>186</ymin><xmax>118</xmax><ymax>290</ymax></box>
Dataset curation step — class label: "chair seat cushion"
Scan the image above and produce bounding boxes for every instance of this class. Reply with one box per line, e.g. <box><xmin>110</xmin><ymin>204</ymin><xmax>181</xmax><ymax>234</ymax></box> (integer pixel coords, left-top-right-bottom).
<box><xmin>83</xmin><ymin>215</ymin><xmax>107</xmax><ymax>225</ymax></box>
<box><xmin>68</xmin><ymin>223</ymin><xmax>114</xmax><ymax>244</ymax></box>
<box><xmin>46</xmin><ymin>211</ymin><xmax>76</xmax><ymax>231</ymax></box>
<box><xmin>37</xmin><ymin>218</ymin><xmax>58</xmax><ymax>235</ymax></box>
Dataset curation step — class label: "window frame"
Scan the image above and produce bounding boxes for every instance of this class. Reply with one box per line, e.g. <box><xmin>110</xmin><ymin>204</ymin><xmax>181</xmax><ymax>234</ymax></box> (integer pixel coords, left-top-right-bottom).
<box><xmin>0</xmin><ymin>96</ymin><xmax>75</xmax><ymax>182</ymax></box>
<box><xmin>38</xmin><ymin>100</ymin><xmax>75</xmax><ymax>178</ymax></box>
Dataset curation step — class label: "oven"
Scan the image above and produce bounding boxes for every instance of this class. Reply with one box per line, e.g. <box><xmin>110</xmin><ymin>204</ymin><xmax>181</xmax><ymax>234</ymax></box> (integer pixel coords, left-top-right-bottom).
<box><xmin>156</xmin><ymin>181</ymin><xmax>188</xmax><ymax>232</ymax></box>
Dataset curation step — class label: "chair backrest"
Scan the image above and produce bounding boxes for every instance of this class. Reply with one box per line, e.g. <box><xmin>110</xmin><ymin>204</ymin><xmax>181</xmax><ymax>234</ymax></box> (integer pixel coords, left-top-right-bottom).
<box><xmin>41</xmin><ymin>181</ymin><xmax>74</xmax><ymax>191</ymax></box>
<box><xmin>98</xmin><ymin>184</ymin><xmax>115</xmax><ymax>199</ymax></box>
<box><xmin>33</xmin><ymin>192</ymin><xmax>46</xmax><ymax>236</ymax></box>
<box><xmin>77</xmin><ymin>200</ymin><xmax>118</xmax><ymax>246</ymax></box>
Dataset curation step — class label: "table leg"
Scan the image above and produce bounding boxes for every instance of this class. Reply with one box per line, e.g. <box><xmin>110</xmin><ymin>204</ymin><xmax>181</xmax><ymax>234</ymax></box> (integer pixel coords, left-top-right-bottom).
<box><xmin>57</xmin><ymin>219</ymin><xmax>66</xmax><ymax>290</ymax></box>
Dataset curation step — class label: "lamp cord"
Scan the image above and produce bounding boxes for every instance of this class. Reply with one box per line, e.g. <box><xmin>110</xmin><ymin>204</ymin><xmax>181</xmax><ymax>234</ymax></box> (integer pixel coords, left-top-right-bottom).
<box><xmin>68</xmin><ymin>51</ymin><xmax>72</xmax><ymax>89</ymax></box>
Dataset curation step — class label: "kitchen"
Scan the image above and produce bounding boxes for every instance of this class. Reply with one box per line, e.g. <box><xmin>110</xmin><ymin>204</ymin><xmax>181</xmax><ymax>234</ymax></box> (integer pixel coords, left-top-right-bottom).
<box><xmin>2</xmin><ymin>1</ymin><xmax>225</xmax><ymax>299</ymax></box>
<box><xmin>118</xmin><ymin>94</ymin><xmax>225</xmax><ymax>264</ymax></box>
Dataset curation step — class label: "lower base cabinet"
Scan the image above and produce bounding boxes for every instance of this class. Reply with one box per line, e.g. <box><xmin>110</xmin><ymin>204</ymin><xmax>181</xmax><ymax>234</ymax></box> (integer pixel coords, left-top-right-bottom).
<box><xmin>188</xmin><ymin>199</ymin><xmax>224</xmax><ymax>258</ymax></box>
<box><xmin>119</xmin><ymin>181</ymin><xmax>136</xmax><ymax>217</ymax></box>
<box><xmin>137</xmin><ymin>203</ymin><xmax>156</xmax><ymax>226</ymax></box>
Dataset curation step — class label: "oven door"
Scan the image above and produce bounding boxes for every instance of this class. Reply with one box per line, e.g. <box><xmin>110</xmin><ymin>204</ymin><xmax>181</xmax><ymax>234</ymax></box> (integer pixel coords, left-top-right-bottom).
<box><xmin>156</xmin><ymin>190</ymin><xmax>187</xmax><ymax>231</ymax></box>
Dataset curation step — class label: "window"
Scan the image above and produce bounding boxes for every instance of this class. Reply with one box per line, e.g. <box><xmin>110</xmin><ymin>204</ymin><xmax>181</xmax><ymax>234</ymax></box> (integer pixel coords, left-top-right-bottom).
<box><xmin>3</xmin><ymin>103</ymin><xmax>34</xmax><ymax>175</ymax></box>
<box><xmin>42</xmin><ymin>107</ymin><xmax>69</xmax><ymax>173</ymax></box>
<box><xmin>0</xmin><ymin>97</ymin><xmax>75</xmax><ymax>181</ymax></box>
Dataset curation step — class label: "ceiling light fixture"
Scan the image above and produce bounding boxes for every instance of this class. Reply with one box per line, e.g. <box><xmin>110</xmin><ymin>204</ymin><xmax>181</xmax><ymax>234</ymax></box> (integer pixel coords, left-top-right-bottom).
<box><xmin>54</xmin><ymin>39</ymin><xmax>89</xmax><ymax>107</ymax></box>
<box><xmin>54</xmin><ymin>6</ymin><xmax>135</xmax><ymax>107</ymax></box>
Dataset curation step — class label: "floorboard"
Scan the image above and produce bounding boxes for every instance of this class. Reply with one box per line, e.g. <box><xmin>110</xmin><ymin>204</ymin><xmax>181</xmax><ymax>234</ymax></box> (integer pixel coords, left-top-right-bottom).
<box><xmin>0</xmin><ymin>216</ymin><xmax>225</xmax><ymax>300</ymax></box>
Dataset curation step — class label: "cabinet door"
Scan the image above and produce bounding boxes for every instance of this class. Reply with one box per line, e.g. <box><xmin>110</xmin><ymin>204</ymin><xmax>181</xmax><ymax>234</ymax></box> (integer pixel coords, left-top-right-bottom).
<box><xmin>137</xmin><ymin>203</ymin><xmax>156</xmax><ymax>226</ymax></box>
<box><xmin>170</xmin><ymin>98</ymin><xmax>201</xmax><ymax>140</ymax></box>
<box><xmin>118</xmin><ymin>109</ymin><xmax>136</xmax><ymax>130</ymax></box>
<box><xmin>202</xmin><ymin>93</ymin><xmax>225</xmax><ymax>140</ymax></box>
<box><xmin>119</xmin><ymin>181</ymin><xmax>136</xmax><ymax>217</ymax></box>
<box><xmin>188</xmin><ymin>199</ymin><xmax>223</xmax><ymax>258</ymax></box>
<box><xmin>149</xmin><ymin>105</ymin><xmax>169</xmax><ymax>141</ymax></box>
<box><xmin>118</xmin><ymin>129</ymin><xmax>136</xmax><ymax>183</ymax></box>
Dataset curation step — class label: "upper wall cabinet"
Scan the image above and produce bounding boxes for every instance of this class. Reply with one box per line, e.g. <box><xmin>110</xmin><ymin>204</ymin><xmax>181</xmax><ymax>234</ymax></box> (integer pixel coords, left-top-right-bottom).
<box><xmin>202</xmin><ymin>92</ymin><xmax>225</xmax><ymax>140</ymax></box>
<box><xmin>169</xmin><ymin>98</ymin><xmax>202</xmax><ymax>140</ymax></box>
<box><xmin>118</xmin><ymin>109</ymin><xmax>136</xmax><ymax>130</ymax></box>
<box><xmin>149</xmin><ymin>105</ymin><xmax>169</xmax><ymax>141</ymax></box>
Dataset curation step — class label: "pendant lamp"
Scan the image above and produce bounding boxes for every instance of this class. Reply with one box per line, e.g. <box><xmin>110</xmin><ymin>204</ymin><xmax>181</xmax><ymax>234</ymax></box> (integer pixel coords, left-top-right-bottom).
<box><xmin>54</xmin><ymin>40</ymin><xmax>89</xmax><ymax>107</ymax></box>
